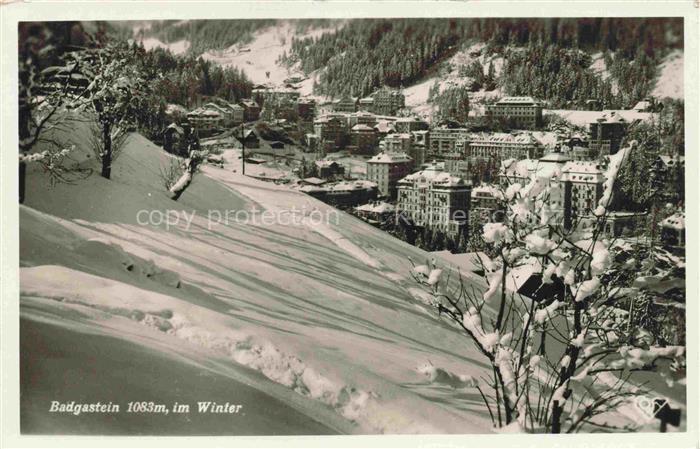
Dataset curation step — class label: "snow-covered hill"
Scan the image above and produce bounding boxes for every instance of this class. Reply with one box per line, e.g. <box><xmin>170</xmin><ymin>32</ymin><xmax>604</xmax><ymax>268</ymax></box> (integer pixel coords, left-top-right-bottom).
<box><xmin>20</xmin><ymin>121</ymin><xmax>498</xmax><ymax>434</ymax></box>
<box><xmin>652</xmin><ymin>49</ymin><xmax>684</xmax><ymax>100</ymax></box>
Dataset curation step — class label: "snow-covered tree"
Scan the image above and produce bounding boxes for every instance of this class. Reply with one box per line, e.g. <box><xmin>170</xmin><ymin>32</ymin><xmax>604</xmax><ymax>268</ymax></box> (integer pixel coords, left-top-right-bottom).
<box><xmin>64</xmin><ymin>43</ymin><xmax>151</xmax><ymax>179</ymax></box>
<box><xmin>18</xmin><ymin>23</ymin><xmax>84</xmax><ymax>203</ymax></box>
<box><xmin>161</xmin><ymin>133</ymin><xmax>207</xmax><ymax>202</ymax></box>
<box><xmin>411</xmin><ymin>140</ymin><xmax>685</xmax><ymax>432</ymax></box>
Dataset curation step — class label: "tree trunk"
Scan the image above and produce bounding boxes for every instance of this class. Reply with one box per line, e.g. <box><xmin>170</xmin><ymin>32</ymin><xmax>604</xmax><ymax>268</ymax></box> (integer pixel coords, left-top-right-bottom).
<box><xmin>19</xmin><ymin>100</ymin><xmax>30</xmax><ymax>204</ymax></box>
<box><xmin>169</xmin><ymin>156</ymin><xmax>200</xmax><ymax>201</ymax></box>
<box><xmin>19</xmin><ymin>161</ymin><xmax>26</xmax><ymax>204</ymax></box>
<box><xmin>169</xmin><ymin>170</ymin><xmax>192</xmax><ymax>201</ymax></box>
<box><xmin>101</xmin><ymin>122</ymin><xmax>112</xmax><ymax>179</ymax></box>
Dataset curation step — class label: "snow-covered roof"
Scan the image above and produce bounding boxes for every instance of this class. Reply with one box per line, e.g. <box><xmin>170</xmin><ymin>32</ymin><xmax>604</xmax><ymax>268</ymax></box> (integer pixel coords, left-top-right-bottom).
<box><xmin>302</xmin><ymin>177</ymin><xmax>327</xmax><ymax>185</ymax></box>
<box><xmin>166</xmin><ymin>123</ymin><xmax>184</xmax><ymax>134</ymax></box>
<box><xmin>367</xmin><ymin>152</ymin><xmax>413</xmax><ymax>164</ymax></box>
<box><xmin>355</xmin><ymin>202</ymin><xmax>396</xmax><ymax>214</ymax></box>
<box><xmin>632</xmin><ymin>100</ymin><xmax>652</xmax><ymax>111</ymax></box>
<box><xmin>314</xmin><ymin>160</ymin><xmax>338</xmax><ymax>168</ymax></box>
<box><xmin>188</xmin><ymin>108</ymin><xmax>222</xmax><ymax>118</ymax></box>
<box><xmin>471</xmin><ymin>132</ymin><xmax>540</xmax><ymax>145</ymax></box>
<box><xmin>374</xmin><ymin>121</ymin><xmax>396</xmax><ymax>133</ymax></box>
<box><xmin>539</xmin><ymin>151</ymin><xmax>572</xmax><ymax>163</ymax></box>
<box><xmin>241</xmin><ymin>99</ymin><xmax>259</xmax><ymax>107</ymax></box>
<box><xmin>351</xmin><ymin>124</ymin><xmax>374</xmax><ymax>132</ymax></box>
<box><xmin>661</xmin><ymin>213</ymin><xmax>685</xmax><ymax>230</ymax></box>
<box><xmin>659</xmin><ymin>155</ymin><xmax>684</xmax><ymax>167</ymax></box>
<box><xmin>471</xmin><ymin>184</ymin><xmax>502</xmax><ymax>199</ymax></box>
<box><xmin>495</xmin><ymin>96</ymin><xmax>540</xmax><ymax>105</ymax></box>
<box><xmin>330</xmin><ymin>180</ymin><xmax>378</xmax><ymax>191</ymax></box>
<box><xmin>594</xmin><ymin>111</ymin><xmax>627</xmax><ymax>124</ymax></box>
<box><xmin>400</xmin><ymin>164</ymin><xmax>466</xmax><ymax>187</ymax></box>
<box><xmin>561</xmin><ymin>161</ymin><xmax>606</xmax><ymax>182</ymax></box>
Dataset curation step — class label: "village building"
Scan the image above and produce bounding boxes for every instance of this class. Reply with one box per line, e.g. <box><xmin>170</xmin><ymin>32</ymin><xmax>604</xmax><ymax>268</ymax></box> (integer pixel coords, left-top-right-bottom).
<box><xmin>470</xmin><ymin>184</ymin><xmax>505</xmax><ymax>224</ymax></box>
<box><xmin>411</xmin><ymin>130</ymin><xmax>430</xmax><ymax>164</ymax></box>
<box><xmin>382</xmin><ymin>133</ymin><xmax>412</xmax><ymax>153</ymax></box>
<box><xmin>297</xmin><ymin>97</ymin><xmax>316</xmax><ymax>120</ymax></box>
<box><xmin>358</xmin><ymin>96</ymin><xmax>375</xmax><ymax>112</ymax></box>
<box><xmin>588</xmin><ymin>111</ymin><xmax>627</xmax><ymax>156</ymax></box>
<box><xmin>347</xmin><ymin>111</ymin><xmax>378</xmax><ymax>129</ymax></box>
<box><xmin>354</xmin><ymin>201</ymin><xmax>396</xmax><ymax>223</ymax></box>
<box><xmin>467</xmin><ymin>132</ymin><xmax>543</xmax><ymax>165</ymax></box>
<box><xmin>485</xmin><ymin>96</ymin><xmax>543</xmax><ymax>129</ymax></box>
<box><xmin>366</xmin><ymin>152</ymin><xmax>414</xmax><ymax>199</ymax></box>
<box><xmin>372</xmin><ymin>88</ymin><xmax>405</xmax><ymax>116</ymax></box>
<box><xmin>240</xmin><ymin>128</ymin><xmax>260</xmax><ymax>149</ymax></box>
<box><xmin>396</xmin><ymin>164</ymin><xmax>471</xmax><ymax>234</ymax></box>
<box><xmin>602</xmin><ymin>211</ymin><xmax>647</xmax><ymax>237</ymax></box>
<box><xmin>228</xmin><ymin>103</ymin><xmax>245</xmax><ymax>125</ymax></box>
<box><xmin>394</xmin><ymin>117</ymin><xmax>429</xmax><ymax>134</ymax></box>
<box><xmin>314</xmin><ymin>160</ymin><xmax>346</xmax><ymax>179</ymax></box>
<box><xmin>314</xmin><ymin>115</ymin><xmax>348</xmax><ymax>151</ymax></box>
<box><xmin>333</xmin><ymin>95</ymin><xmax>358</xmax><ymax>113</ymax></box>
<box><xmin>187</xmin><ymin>107</ymin><xmax>223</xmax><ymax>135</ymax></box>
<box><xmin>374</xmin><ymin>120</ymin><xmax>396</xmax><ymax>140</ymax></box>
<box><xmin>349</xmin><ymin>124</ymin><xmax>379</xmax><ymax>155</ymax></box>
<box><xmin>429</xmin><ymin>127</ymin><xmax>470</xmax><ymax>157</ymax></box>
<box><xmin>444</xmin><ymin>152</ymin><xmax>471</xmax><ymax>181</ymax></box>
<box><xmin>300</xmin><ymin>180</ymin><xmax>378</xmax><ymax>207</ymax></box>
<box><xmin>240</xmin><ymin>99</ymin><xmax>261</xmax><ymax>122</ymax></box>
<box><xmin>561</xmin><ymin>160</ymin><xmax>606</xmax><ymax>227</ymax></box>
<box><xmin>661</xmin><ymin>212</ymin><xmax>685</xmax><ymax>246</ymax></box>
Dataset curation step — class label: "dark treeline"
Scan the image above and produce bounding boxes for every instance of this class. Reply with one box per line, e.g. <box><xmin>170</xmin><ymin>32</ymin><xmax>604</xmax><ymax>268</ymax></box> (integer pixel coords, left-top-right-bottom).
<box><xmin>282</xmin><ymin>18</ymin><xmax>682</xmax><ymax>104</ymax></box>
<box><xmin>18</xmin><ymin>21</ymin><xmax>254</xmax><ymax>144</ymax></box>
<box><xmin>136</xmin><ymin>45</ymin><xmax>253</xmax><ymax>108</ymax></box>
<box><xmin>498</xmin><ymin>45</ymin><xmax>619</xmax><ymax>109</ymax></box>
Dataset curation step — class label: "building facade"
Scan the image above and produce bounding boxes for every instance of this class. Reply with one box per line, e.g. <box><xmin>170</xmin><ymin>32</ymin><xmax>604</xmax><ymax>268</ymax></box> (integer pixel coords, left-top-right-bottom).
<box><xmin>350</xmin><ymin>124</ymin><xmax>378</xmax><ymax>154</ymax></box>
<box><xmin>372</xmin><ymin>88</ymin><xmax>405</xmax><ymax>116</ymax></box>
<box><xmin>240</xmin><ymin>99</ymin><xmax>261</xmax><ymax>122</ymax></box>
<box><xmin>429</xmin><ymin>127</ymin><xmax>470</xmax><ymax>157</ymax></box>
<box><xmin>485</xmin><ymin>96</ymin><xmax>543</xmax><ymax>129</ymax></box>
<box><xmin>588</xmin><ymin>112</ymin><xmax>627</xmax><ymax>156</ymax></box>
<box><xmin>366</xmin><ymin>152</ymin><xmax>414</xmax><ymax>199</ymax></box>
<box><xmin>397</xmin><ymin>164</ymin><xmax>471</xmax><ymax>234</ymax></box>
<box><xmin>467</xmin><ymin>132</ymin><xmax>543</xmax><ymax>164</ymax></box>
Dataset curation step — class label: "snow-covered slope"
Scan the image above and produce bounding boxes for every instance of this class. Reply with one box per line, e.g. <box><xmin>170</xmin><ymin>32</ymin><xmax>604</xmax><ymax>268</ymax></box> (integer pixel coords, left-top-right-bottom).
<box><xmin>652</xmin><ymin>49</ymin><xmax>684</xmax><ymax>100</ymax></box>
<box><xmin>20</xmin><ymin>121</ymin><xmax>496</xmax><ymax>434</ymax></box>
<box><xmin>403</xmin><ymin>42</ymin><xmax>504</xmax><ymax>120</ymax></box>
<box><xmin>199</xmin><ymin>21</ymin><xmax>339</xmax><ymax>98</ymax></box>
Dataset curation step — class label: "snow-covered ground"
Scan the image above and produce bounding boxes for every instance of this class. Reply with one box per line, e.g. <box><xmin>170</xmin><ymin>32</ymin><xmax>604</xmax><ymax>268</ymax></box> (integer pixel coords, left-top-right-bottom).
<box><xmin>20</xmin><ymin>121</ymin><xmax>501</xmax><ymax>434</ymax></box>
<box><xmin>138</xmin><ymin>37</ymin><xmax>190</xmax><ymax>55</ymax></box>
<box><xmin>544</xmin><ymin>109</ymin><xmax>657</xmax><ymax>128</ymax></box>
<box><xmin>199</xmin><ymin>21</ymin><xmax>339</xmax><ymax>99</ymax></box>
<box><xmin>403</xmin><ymin>42</ymin><xmax>504</xmax><ymax>120</ymax></box>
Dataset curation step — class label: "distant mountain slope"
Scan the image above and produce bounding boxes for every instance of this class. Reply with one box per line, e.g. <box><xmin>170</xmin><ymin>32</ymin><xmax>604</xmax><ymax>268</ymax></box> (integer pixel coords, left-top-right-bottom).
<box><xmin>652</xmin><ymin>49</ymin><xmax>684</xmax><ymax>100</ymax></box>
<box><xmin>280</xmin><ymin>18</ymin><xmax>683</xmax><ymax>108</ymax></box>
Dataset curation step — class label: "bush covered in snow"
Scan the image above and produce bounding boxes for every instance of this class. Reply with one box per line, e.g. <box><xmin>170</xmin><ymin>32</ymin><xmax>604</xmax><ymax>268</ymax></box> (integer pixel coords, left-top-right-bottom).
<box><xmin>410</xmin><ymin>141</ymin><xmax>685</xmax><ymax>433</ymax></box>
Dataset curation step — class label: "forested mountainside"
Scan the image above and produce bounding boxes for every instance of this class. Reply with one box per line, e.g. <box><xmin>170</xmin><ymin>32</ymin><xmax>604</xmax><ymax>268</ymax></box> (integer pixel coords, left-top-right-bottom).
<box><xmin>140</xmin><ymin>20</ymin><xmax>276</xmax><ymax>54</ymax></box>
<box><xmin>23</xmin><ymin>21</ymin><xmax>254</xmax><ymax>128</ymax></box>
<box><xmin>93</xmin><ymin>17</ymin><xmax>684</xmax><ymax>116</ymax></box>
<box><xmin>279</xmin><ymin>18</ymin><xmax>682</xmax><ymax>108</ymax></box>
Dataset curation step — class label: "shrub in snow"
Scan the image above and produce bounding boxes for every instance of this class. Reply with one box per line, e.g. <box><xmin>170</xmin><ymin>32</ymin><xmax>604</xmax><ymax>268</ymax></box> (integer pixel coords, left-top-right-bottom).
<box><xmin>409</xmin><ymin>139</ymin><xmax>685</xmax><ymax>433</ymax></box>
